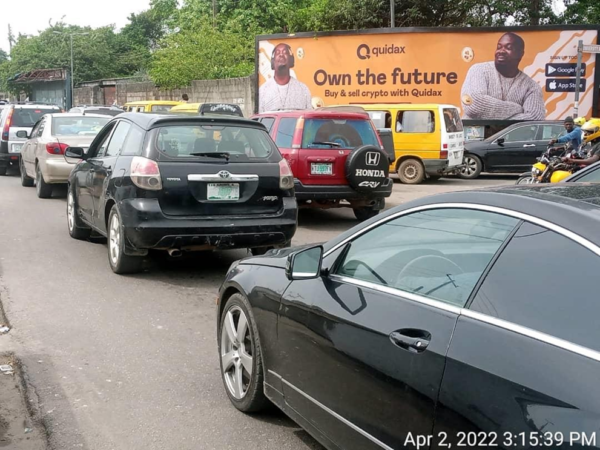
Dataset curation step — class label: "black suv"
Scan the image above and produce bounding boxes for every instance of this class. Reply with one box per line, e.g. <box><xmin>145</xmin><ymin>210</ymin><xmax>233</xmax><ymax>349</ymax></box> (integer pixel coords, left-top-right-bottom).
<box><xmin>65</xmin><ymin>105</ymin><xmax>298</xmax><ymax>274</ymax></box>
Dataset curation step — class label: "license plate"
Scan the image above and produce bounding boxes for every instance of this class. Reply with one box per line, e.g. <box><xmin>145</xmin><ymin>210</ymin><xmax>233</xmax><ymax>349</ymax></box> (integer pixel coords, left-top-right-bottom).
<box><xmin>10</xmin><ymin>144</ymin><xmax>23</xmax><ymax>153</ymax></box>
<box><xmin>311</xmin><ymin>163</ymin><xmax>333</xmax><ymax>175</ymax></box>
<box><xmin>207</xmin><ymin>183</ymin><xmax>239</xmax><ymax>201</ymax></box>
<box><xmin>453</xmin><ymin>151</ymin><xmax>461</xmax><ymax>158</ymax></box>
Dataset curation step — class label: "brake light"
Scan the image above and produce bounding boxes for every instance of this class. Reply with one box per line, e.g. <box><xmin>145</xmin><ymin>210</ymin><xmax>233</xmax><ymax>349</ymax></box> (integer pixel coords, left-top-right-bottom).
<box><xmin>46</xmin><ymin>142</ymin><xmax>69</xmax><ymax>155</ymax></box>
<box><xmin>130</xmin><ymin>156</ymin><xmax>162</xmax><ymax>190</ymax></box>
<box><xmin>2</xmin><ymin>108</ymin><xmax>13</xmax><ymax>140</ymax></box>
<box><xmin>441</xmin><ymin>143</ymin><xmax>448</xmax><ymax>159</ymax></box>
<box><xmin>279</xmin><ymin>158</ymin><xmax>294</xmax><ymax>190</ymax></box>
<box><xmin>291</xmin><ymin>117</ymin><xmax>304</xmax><ymax>149</ymax></box>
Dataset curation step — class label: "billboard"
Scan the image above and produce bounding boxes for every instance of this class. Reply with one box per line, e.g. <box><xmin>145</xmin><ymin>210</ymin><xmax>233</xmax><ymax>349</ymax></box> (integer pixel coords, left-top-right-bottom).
<box><xmin>256</xmin><ymin>27</ymin><xmax>599</xmax><ymax>120</ymax></box>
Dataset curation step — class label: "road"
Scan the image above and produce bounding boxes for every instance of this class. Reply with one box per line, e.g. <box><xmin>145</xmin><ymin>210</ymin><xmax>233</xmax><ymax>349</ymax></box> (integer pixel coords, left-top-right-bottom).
<box><xmin>0</xmin><ymin>170</ymin><xmax>514</xmax><ymax>450</ymax></box>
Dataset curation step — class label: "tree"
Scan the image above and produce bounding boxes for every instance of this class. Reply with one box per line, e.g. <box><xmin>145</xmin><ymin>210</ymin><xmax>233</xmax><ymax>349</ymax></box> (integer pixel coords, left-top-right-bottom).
<box><xmin>560</xmin><ymin>0</ymin><xmax>600</xmax><ymax>24</ymax></box>
<box><xmin>0</xmin><ymin>49</ymin><xmax>8</xmax><ymax>64</ymax></box>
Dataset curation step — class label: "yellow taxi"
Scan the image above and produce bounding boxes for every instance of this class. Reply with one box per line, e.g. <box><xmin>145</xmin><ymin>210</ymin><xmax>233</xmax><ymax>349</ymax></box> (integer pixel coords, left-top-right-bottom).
<box><xmin>123</xmin><ymin>100</ymin><xmax>183</xmax><ymax>113</ymax></box>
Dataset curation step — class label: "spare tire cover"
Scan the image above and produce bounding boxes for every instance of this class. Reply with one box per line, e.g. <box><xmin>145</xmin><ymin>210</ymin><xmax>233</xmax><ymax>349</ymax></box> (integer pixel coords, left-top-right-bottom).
<box><xmin>345</xmin><ymin>145</ymin><xmax>390</xmax><ymax>193</ymax></box>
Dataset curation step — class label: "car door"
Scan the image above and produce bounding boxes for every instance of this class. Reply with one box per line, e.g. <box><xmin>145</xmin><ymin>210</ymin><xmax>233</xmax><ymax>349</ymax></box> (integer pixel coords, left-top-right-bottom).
<box><xmin>90</xmin><ymin>120</ymin><xmax>131</xmax><ymax>230</ymax></box>
<box><xmin>537</xmin><ymin>123</ymin><xmax>566</xmax><ymax>154</ymax></box>
<box><xmin>276</xmin><ymin>207</ymin><xmax>520</xmax><ymax>449</ymax></box>
<box><xmin>76</xmin><ymin>122</ymin><xmax>116</xmax><ymax>225</ymax></box>
<box><xmin>485</xmin><ymin>125</ymin><xmax>539</xmax><ymax>171</ymax></box>
<box><xmin>433</xmin><ymin>220</ymin><xmax>600</xmax><ymax>449</ymax></box>
<box><xmin>22</xmin><ymin>118</ymin><xmax>44</xmax><ymax>176</ymax></box>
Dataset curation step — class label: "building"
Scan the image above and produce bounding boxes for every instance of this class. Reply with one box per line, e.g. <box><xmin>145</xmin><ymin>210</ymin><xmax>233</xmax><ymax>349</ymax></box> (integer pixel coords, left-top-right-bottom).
<box><xmin>9</xmin><ymin>68</ymin><xmax>70</xmax><ymax>109</ymax></box>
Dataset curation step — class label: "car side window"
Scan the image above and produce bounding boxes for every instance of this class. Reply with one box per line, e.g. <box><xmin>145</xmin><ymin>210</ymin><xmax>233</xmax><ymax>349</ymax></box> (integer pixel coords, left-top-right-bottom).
<box><xmin>470</xmin><ymin>222</ymin><xmax>600</xmax><ymax>352</ymax></box>
<box><xmin>30</xmin><ymin>120</ymin><xmax>43</xmax><ymax>138</ymax></box>
<box><xmin>105</xmin><ymin>122</ymin><xmax>132</xmax><ymax>157</ymax></box>
<box><xmin>260</xmin><ymin>117</ymin><xmax>275</xmax><ymax>133</ymax></box>
<box><xmin>575</xmin><ymin>165</ymin><xmax>600</xmax><ymax>182</ymax></box>
<box><xmin>91</xmin><ymin>123</ymin><xmax>117</xmax><ymax>158</ymax></box>
<box><xmin>333</xmin><ymin>208</ymin><xmax>519</xmax><ymax>307</ymax></box>
<box><xmin>120</xmin><ymin>125</ymin><xmax>145</xmax><ymax>156</ymax></box>
<box><xmin>539</xmin><ymin>125</ymin><xmax>563</xmax><ymax>140</ymax></box>
<box><xmin>503</xmin><ymin>125</ymin><xmax>538</xmax><ymax>142</ymax></box>
<box><xmin>36</xmin><ymin>119</ymin><xmax>46</xmax><ymax>137</ymax></box>
<box><xmin>275</xmin><ymin>118</ymin><xmax>298</xmax><ymax>148</ymax></box>
<box><xmin>396</xmin><ymin>111</ymin><xmax>435</xmax><ymax>133</ymax></box>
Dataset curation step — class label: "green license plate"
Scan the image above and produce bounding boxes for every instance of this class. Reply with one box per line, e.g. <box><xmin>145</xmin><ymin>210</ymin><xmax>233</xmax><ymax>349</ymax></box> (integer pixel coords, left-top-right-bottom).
<box><xmin>311</xmin><ymin>163</ymin><xmax>333</xmax><ymax>175</ymax></box>
<box><xmin>207</xmin><ymin>183</ymin><xmax>239</xmax><ymax>201</ymax></box>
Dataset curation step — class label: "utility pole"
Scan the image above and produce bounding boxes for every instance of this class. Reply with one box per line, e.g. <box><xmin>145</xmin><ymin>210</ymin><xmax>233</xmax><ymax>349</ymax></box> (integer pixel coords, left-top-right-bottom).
<box><xmin>213</xmin><ymin>0</ymin><xmax>216</xmax><ymax>29</ymax></box>
<box><xmin>8</xmin><ymin>24</ymin><xmax>14</xmax><ymax>52</ymax></box>
<box><xmin>390</xmin><ymin>0</ymin><xmax>395</xmax><ymax>28</ymax></box>
<box><xmin>53</xmin><ymin>31</ymin><xmax>89</xmax><ymax>109</ymax></box>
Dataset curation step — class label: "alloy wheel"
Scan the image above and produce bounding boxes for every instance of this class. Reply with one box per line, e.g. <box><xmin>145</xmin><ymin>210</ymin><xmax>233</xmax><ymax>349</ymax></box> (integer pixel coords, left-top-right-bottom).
<box><xmin>109</xmin><ymin>213</ymin><xmax>121</xmax><ymax>266</ymax></box>
<box><xmin>67</xmin><ymin>192</ymin><xmax>75</xmax><ymax>232</ymax></box>
<box><xmin>461</xmin><ymin>156</ymin><xmax>478</xmax><ymax>177</ymax></box>
<box><xmin>220</xmin><ymin>306</ymin><xmax>253</xmax><ymax>399</ymax></box>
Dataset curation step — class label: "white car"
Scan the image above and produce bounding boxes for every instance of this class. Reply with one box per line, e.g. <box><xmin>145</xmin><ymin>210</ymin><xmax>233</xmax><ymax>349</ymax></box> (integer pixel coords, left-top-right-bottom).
<box><xmin>19</xmin><ymin>113</ymin><xmax>110</xmax><ymax>198</ymax></box>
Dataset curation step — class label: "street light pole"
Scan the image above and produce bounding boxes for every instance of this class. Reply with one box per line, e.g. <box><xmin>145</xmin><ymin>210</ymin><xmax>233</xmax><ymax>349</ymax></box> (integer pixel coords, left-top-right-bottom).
<box><xmin>53</xmin><ymin>31</ymin><xmax>89</xmax><ymax>109</ymax></box>
<box><xmin>390</xmin><ymin>0</ymin><xmax>395</xmax><ymax>28</ymax></box>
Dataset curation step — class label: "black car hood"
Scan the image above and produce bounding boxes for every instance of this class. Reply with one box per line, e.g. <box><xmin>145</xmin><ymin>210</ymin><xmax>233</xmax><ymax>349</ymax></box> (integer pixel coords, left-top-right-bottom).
<box><xmin>239</xmin><ymin>243</ymin><xmax>326</xmax><ymax>269</ymax></box>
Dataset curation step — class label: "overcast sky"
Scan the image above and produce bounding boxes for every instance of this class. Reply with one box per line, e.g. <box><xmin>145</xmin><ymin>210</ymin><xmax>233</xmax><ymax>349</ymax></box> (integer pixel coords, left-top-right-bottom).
<box><xmin>0</xmin><ymin>0</ymin><xmax>152</xmax><ymax>53</ymax></box>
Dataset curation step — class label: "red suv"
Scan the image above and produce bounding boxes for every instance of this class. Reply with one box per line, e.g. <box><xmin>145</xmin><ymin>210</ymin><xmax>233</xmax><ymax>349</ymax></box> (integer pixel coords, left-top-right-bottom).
<box><xmin>252</xmin><ymin>109</ymin><xmax>394</xmax><ymax>220</ymax></box>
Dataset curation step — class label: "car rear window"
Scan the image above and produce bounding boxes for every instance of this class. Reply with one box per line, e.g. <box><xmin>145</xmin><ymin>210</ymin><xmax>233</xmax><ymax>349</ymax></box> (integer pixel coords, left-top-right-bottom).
<box><xmin>443</xmin><ymin>108</ymin><xmax>463</xmax><ymax>132</ymax></box>
<box><xmin>301</xmin><ymin>118</ymin><xmax>379</xmax><ymax>149</ymax></box>
<box><xmin>12</xmin><ymin>108</ymin><xmax>60</xmax><ymax>127</ymax></box>
<box><xmin>52</xmin><ymin>116</ymin><xmax>110</xmax><ymax>136</ymax></box>
<box><xmin>155</xmin><ymin>125</ymin><xmax>276</xmax><ymax>161</ymax></box>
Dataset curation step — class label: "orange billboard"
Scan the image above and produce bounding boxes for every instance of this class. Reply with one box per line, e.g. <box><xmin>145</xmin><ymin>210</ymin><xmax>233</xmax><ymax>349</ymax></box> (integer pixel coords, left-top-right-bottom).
<box><xmin>256</xmin><ymin>27</ymin><xmax>599</xmax><ymax>121</ymax></box>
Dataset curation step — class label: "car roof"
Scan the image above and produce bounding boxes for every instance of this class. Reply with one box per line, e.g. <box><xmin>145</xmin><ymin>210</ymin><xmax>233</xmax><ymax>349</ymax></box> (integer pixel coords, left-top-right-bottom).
<box><xmin>170</xmin><ymin>103</ymin><xmax>201</xmax><ymax>112</ymax></box>
<box><xmin>115</xmin><ymin>112</ymin><xmax>265</xmax><ymax>130</ymax></box>
<box><xmin>325</xmin><ymin>183</ymin><xmax>600</xmax><ymax>252</ymax></box>
<box><xmin>254</xmin><ymin>109</ymin><xmax>370</xmax><ymax>120</ymax></box>
<box><xmin>47</xmin><ymin>113</ymin><xmax>110</xmax><ymax>118</ymax></box>
<box><xmin>350</xmin><ymin>103</ymin><xmax>459</xmax><ymax>110</ymax></box>
<box><xmin>9</xmin><ymin>103</ymin><xmax>61</xmax><ymax>109</ymax></box>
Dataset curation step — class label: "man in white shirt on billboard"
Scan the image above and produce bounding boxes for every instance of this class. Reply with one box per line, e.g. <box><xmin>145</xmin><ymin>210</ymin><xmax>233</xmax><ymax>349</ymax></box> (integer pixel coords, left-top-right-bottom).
<box><xmin>259</xmin><ymin>43</ymin><xmax>312</xmax><ymax>113</ymax></box>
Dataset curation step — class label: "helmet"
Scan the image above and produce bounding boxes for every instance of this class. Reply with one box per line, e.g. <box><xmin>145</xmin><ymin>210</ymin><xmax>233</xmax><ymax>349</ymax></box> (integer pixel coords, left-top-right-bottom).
<box><xmin>574</xmin><ymin>116</ymin><xmax>587</xmax><ymax>126</ymax></box>
<box><xmin>581</xmin><ymin>118</ymin><xmax>600</xmax><ymax>144</ymax></box>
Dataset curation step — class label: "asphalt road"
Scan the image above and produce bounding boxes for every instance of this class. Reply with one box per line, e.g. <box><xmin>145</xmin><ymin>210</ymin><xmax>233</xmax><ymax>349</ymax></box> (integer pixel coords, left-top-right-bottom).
<box><xmin>0</xmin><ymin>170</ymin><xmax>514</xmax><ymax>450</ymax></box>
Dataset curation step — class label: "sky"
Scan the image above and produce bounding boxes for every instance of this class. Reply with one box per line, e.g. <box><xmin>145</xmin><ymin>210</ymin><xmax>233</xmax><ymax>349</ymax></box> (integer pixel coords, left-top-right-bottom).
<box><xmin>0</xmin><ymin>0</ymin><xmax>152</xmax><ymax>53</ymax></box>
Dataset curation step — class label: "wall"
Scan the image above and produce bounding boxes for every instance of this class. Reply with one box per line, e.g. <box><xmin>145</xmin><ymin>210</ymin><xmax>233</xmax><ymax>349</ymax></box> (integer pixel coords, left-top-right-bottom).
<box><xmin>74</xmin><ymin>75</ymin><xmax>256</xmax><ymax>116</ymax></box>
<box><xmin>31</xmin><ymin>81</ymin><xmax>67</xmax><ymax>109</ymax></box>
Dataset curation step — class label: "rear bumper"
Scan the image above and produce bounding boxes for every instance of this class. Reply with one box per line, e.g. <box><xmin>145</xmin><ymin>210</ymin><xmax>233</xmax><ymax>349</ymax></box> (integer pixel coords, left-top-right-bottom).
<box><xmin>119</xmin><ymin>197</ymin><xmax>298</xmax><ymax>250</ymax></box>
<box><xmin>0</xmin><ymin>153</ymin><xmax>20</xmax><ymax>168</ymax></box>
<box><xmin>294</xmin><ymin>178</ymin><xmax>393</xmax><ymax>200</ymax></box>
<box><xmin>423</xmin><ymin>158</ymin><xmax>465</xmax><ymax>175</ymax></box>
<box><xmin>42</xmin><ymin>158</ymin><xmax>75</xmax><ymax>183</ymax></box>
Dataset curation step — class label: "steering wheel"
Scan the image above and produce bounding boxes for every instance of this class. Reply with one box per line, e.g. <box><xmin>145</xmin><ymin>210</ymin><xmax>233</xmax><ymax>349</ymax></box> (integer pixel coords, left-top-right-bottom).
<box><xmin>343</xmin><ymin>260</ymin><xmax>388</xmax><ymax>285</ymax></box>
<box><xmin>396</xmin><ymin>255</ymin><xmax>464</xmax><ymax>287</ymax></box>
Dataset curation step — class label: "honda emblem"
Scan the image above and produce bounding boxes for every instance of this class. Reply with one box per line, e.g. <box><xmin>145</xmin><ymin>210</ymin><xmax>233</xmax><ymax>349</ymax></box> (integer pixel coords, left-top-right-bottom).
<box><xmin>366</xmin><ymin>152</ymin><xmax>380</xmax><ymax>166</ymax></box>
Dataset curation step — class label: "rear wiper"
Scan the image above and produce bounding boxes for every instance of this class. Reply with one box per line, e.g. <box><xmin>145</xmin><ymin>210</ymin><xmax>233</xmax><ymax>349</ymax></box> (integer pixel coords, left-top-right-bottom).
<box><xmin>190</xmin><ymin>152</ymin><xmax>230</xmax><ymax>160</ymax></box>
<box><xmin>310</xmin><ymin>141</ymin><xmax>342</xmax><ymax>148</ymax></box>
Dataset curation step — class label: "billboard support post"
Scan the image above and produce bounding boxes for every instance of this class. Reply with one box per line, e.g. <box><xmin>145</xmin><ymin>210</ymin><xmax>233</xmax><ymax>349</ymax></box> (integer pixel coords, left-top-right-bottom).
<box><xmin>390</xmin><ymin>0</ymin><xmax>395</xmax><ymax>28</ymax></box>
<box><xmin>574</xmin><ymin>40</ymin><xmax>583</xmax><ymax>117</ymax></box>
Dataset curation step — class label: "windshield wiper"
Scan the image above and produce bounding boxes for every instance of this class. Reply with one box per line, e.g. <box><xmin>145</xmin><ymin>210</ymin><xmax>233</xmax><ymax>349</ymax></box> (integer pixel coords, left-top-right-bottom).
<box><xmin>310</xmin><ymin>141</ymin><xmax>342</xmax><ymax>148</ymax></box>
<box><xmin>189</xmin><ymin>152</ymin><xmax>230</xmax><ymax>160</ymax></box>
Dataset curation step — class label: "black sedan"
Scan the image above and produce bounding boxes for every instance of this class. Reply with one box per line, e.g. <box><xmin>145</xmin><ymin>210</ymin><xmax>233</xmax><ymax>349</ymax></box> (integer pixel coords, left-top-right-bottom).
<box><xmin>66</xmin><ymin>108</ymin><xmax>297</xmax><ymax>274</ymax></box>
<box><xmin>217</xmin><ymin>183</ymin><xmax>600</xmax><ymax>450</ymax></box>
<box><xmin>460</xmin><ymin>121</ymin><xmax>564</xmax><ymax>179</ymax></box>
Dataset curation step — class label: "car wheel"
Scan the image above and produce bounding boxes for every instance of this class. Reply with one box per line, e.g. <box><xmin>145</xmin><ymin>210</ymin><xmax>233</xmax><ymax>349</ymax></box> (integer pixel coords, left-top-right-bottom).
<box><xmin>459</xmin><ymin>154</ymin><xmax>482</xmax><ymax>179</ymax></box>
<box><xmin>219</xmin><ymin>293</ymin><xmax>269</xmax><ymax>413</ymax></box>
<box><xmin>107</xmin><ymin>205</ymin><xmax>143</xmax><ymax>274</ymax></box>
<box><xmin>353</xmin><ymin>202</ymin><xmax>383</xmax><ymax>221</ymax></box>
<box><xmin>397</xmin><ymin>158</ymin><xmax>425</xmax><ymax>184</ymax></box>
<box><xmin>0</xmin><ymin>166</ymin><xmax>6</xmax><ymax>176</ymax></box>
<box><xmin>35</xmin><ymin>164</ymin><xmax>53</xmax><ymax>198</ymax></box>
<box><xmin>20</xmin><ymin>158</ymin><xmax>34</xmax><ymax>187</ymax></box>
<box><xmin>67</xmin><ymin>186</ymin><xmax>91</xmax><ymax>240</ymax></box>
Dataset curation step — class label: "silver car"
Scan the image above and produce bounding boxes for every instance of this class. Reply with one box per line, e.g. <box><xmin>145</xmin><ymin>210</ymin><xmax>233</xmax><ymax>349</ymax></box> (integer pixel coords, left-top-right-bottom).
<box><xmin>20</xmin><ymin>113</ymin><xmax>110</xmax><ymax>198</ymax></box>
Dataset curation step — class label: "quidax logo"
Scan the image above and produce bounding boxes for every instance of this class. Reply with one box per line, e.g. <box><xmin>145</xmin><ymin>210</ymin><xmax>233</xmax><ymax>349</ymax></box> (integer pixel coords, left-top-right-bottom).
<box><xmin>357</xmin><ymin>43</ymin><xmax>406</xmax><ymax>60</ymax></box>
<box><xmin>355</xmin><ymin>169</ymin><xmax>385</xmax><ymax>177</ymax></box>
<box><xmin>358</xmin><ymin>181</ymin><xmax>381</xmax><ymax>188</ymax></box>
<box><xmin>365</xmin><ymin>152</ymin><xmax>381</xmax><ymax>166</ymax></box>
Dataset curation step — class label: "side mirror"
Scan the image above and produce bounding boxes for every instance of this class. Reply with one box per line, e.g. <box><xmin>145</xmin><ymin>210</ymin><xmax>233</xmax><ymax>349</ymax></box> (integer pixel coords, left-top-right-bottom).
<box><xmin>285</xmin><ymin>245</ymin><xmax>324</xmax><ymax>281</ymax></box>
<box><xmin>65</xmin><ymin>147</ymin><xmax>86</xmax><ymax>160</ymax></box>
<box><xmin>16</xmin><ymin>130</ymin><xmax>29</xmax><ymax>139</ymax></box>
<box><xmin>497</xmin><ymin>137</ymin><xmax>505</xmax><ymax>146</ymax></box>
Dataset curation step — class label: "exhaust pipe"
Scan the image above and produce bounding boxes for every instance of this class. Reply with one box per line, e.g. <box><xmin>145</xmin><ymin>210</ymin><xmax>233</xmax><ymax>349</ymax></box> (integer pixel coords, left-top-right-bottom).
<box><xmin>168</xmin><ymin>249</ymin><xmax>183</xmax><ymax>258</ymax></box>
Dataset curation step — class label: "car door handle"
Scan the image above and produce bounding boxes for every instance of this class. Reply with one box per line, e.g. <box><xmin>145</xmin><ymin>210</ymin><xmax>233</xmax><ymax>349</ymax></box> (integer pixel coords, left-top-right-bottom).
<box><xmin>523</xmin><ymin>144</ymin><xmax>536</xmax><ymax>148</ymax></box>
<box><xmin>389</xmin><ymin>329</ymin><xmax>431</xmax><ymax>353</ymax></box>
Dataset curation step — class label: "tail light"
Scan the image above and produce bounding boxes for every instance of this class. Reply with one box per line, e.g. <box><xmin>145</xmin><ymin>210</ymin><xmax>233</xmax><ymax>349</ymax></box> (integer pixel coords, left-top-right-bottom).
<box><xmin>279</xmin><ymin>158</ymin><xmax>294</xmax><ymax>190</ymax></box>
<box><xmin>2</xmin><ymin>108</ymin><xmax>13</xmax><ymax>140</ymax></box>
<box><xmin>441</xmin><ymin>143</ymin><xmax>448</xmax><ymax>159</ymax></box>
<box><xmin>46</xmin><ymin>142</ymin><xmax>69</xmax><ymax>155</ymax></box>
<box><xmin>291</xmin><ymin>117</ymin><xmax>304</xmax><ymax>149</ymax></box>
<box><xmin>130</xmin><ymin>156</ymin><xmax>162</xmax><ymax>190</ymax></box>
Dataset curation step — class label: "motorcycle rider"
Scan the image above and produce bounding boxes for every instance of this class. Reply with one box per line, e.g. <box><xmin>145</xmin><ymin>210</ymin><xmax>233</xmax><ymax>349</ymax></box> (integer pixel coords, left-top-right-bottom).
<box><xmin>562</xmin><ymin>119</ymin><xmax>600</xmax><ymax>167</ymax></box>
<box><xmin>549</xmin><ymin>116</ymin><xmax>583</xmax><ymax>151</ymax></box>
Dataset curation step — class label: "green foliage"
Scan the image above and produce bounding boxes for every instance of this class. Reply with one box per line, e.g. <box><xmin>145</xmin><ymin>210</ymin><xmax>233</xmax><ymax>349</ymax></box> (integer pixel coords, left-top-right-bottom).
<box><xmin>561</xmin><ymin>0</ymin><xmax>600</xmax><ymax>24</ymax></box>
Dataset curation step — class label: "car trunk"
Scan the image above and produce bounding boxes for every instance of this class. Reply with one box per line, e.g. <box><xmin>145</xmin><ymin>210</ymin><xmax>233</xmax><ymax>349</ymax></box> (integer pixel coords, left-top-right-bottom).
<box><xmin>157</xmin><ymin>161</ymin><xmax>284</xmax><ymax>216</ymax></box>
<box><xmin>54</xmin><ymin>135</ymin><xmax>95</xmax><ymax>153</ymax></box>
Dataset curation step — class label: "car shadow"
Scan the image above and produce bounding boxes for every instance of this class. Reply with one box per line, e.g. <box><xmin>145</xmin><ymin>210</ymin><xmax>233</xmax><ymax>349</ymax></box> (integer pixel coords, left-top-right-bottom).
<box><xmin>249</xmin><ymin>408</ymin><xmax>326</xmax><ymax>449</ymax></box>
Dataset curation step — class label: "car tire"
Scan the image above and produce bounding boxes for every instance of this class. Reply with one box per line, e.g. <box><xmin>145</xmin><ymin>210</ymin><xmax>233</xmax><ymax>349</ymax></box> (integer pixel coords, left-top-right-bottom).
<box><xmin>20</xmin><ymin>159</ymin><xmax>34</xmax><ymax>187</ymax></box>
<box><xmin>0</xmin><ymin>166</ymin><xmax>6</xmax><ymax>176</ymax></box>
<box><xmin>67</xmin><ymin>186</ymin><xmax>91</xmax><ymax>240</ymax></box>
<box><xmin>35</xmin><ymin>164</ymin><xmax>53</xmax><ymax>198</ymax></box>
<box><xmin>219</xmin><ymin>293</ymin><xmax>269</xmax><ymax>413</ymax></box>
<box><xmin>353</xmin><ymin>201</ymin><xmax>383</xmax><ymax>221</ymax></box>
<box><xmin>459</xmin><ymin>154</ymin><xmax>482</xmax><ymax>179</ymax></box>
<box><xmin>107</xmin><ymin>205</ymin><xmax>143</xmax><ymax>274</ymax></box>
<box><xmin>397</xmin><ymin>158</ymin><xmax>425</xmax><ymax>184</ymax></box>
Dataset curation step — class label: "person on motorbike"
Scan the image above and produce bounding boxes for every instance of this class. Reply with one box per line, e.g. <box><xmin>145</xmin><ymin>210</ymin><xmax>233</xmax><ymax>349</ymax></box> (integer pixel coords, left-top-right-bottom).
<box><xmin>549</xmin><ymin>116</ymin><xmax>583</xmax><ymax>151</ymax></box>
<box><xmin>562</xmin><ymin>119</ymin><xmax>600</xmax><ymax>167</ymax></box>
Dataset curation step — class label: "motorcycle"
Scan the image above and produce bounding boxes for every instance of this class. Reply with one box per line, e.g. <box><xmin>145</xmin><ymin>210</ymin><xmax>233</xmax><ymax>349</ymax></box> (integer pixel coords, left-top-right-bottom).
<box><xmin>516</xmin><ymin>143</ymin><xmax>582</xmax><ymax>185</ymax></box>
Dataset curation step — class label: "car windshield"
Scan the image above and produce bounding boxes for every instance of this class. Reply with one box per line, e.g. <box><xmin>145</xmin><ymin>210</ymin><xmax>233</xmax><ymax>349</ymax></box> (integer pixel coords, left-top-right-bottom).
<box><xmin>52</xmin><ymin>117</ymin><xmax>111</xmax><ymax>136</ymax></box>
<box><xmin>301</xmin><ymin>118</ymin><xmax>379</xmax><ymax>149</ymax></box>
<box><xmin>12</xmin><ymin>108</ymin><xmax>59</xmax><ymax>127</ymax></box>
<box><xmin>155</xmin><ymin>125</ymin><xmax>276</xmax><ymax>161</ymax></box>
